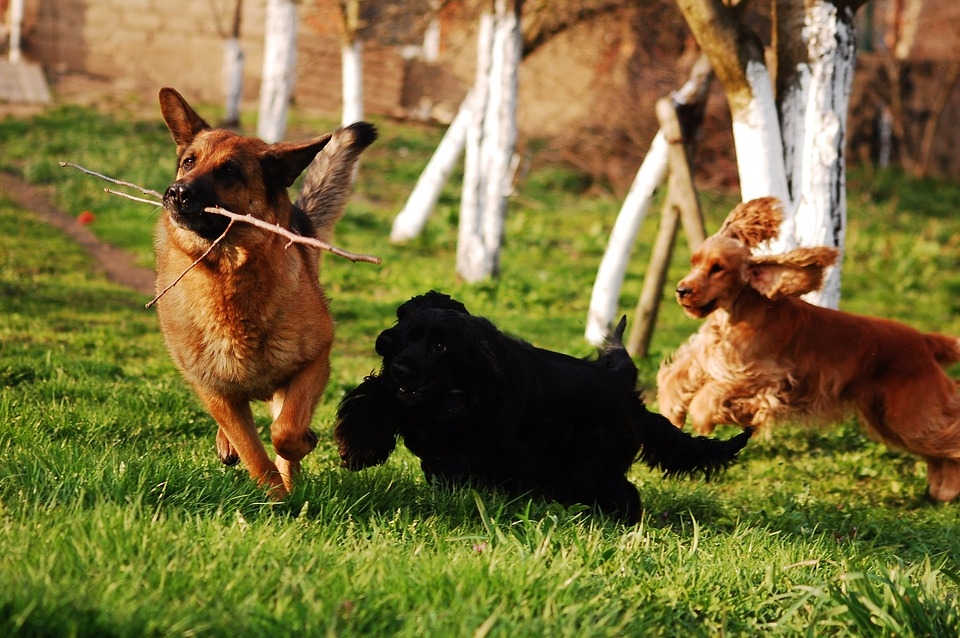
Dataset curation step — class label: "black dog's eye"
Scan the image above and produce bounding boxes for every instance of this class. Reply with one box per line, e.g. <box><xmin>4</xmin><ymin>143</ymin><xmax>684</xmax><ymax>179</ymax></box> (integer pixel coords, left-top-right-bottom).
<box><xmin>708</xmin><ymin>263</ymin><xmax>724</xmax><ymax>275</ymax></box>
<box><xmin>433</xmin><ymin>342</ymin><xmax>447</xmax><ymax>353</ymax></box>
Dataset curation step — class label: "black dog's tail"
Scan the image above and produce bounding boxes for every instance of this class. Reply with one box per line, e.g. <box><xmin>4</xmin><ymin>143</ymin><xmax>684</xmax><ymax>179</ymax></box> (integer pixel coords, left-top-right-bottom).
<box><xmin>295</xmin><ymin>121</ymin><xmax>378</xmax><ymax>242</ymax></box>
<box><xmin>594</xmin><ymin>315</ymin><xmax>638</xmax><ymax>387</ymax></box>
<box><xmin>637</xmin><ymin>410</ymin><xmax>753</xmax><ymax>480</ymax></box>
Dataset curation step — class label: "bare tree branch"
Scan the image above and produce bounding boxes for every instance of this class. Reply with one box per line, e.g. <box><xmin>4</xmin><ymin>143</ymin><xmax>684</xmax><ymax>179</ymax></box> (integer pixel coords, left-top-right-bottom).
<box><xmin>59</xmin><ymin>162</ymin><xmax>164</xmax><ymax>198</ymax></box>
<box><xmin>146</xmin><ymin>220</ymin><xmax>236</xmax><ymax>309</ymax></box>
<box><xmin>61</xmin><ymin>161</ymin><xmax>383</xmax><ymax>306</ymax></box>
<box><xmin>202</xmin><ymin>205</ymin><xmax>381</xmax><ymax>263</ymax></box>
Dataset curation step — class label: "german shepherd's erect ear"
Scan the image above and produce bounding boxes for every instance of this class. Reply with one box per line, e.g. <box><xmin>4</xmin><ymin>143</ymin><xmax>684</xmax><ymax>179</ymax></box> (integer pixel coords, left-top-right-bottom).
<box><xmin>158</xmin><ymin>87</ymin><xmax>211</xmax><ymax>153</ymax></box>
<box><xmin>261</xmin><ymin>137</ymin><xmax>333</xmax><ymax>191</ymax></box>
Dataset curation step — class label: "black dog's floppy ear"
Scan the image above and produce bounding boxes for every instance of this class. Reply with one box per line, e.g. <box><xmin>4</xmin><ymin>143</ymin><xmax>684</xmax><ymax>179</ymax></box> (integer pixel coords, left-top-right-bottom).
<box><xmin>462</xmin><ymin>315</ymin><xmax>503</xmax><ymax>380</ymax></box>
<box><xmin>334</xmin><ymin>375</ymin><xmax>401</xmax><ymax>470</ymax></box>
<box><xmin>374</xmin><ymin>322</ymin><xmax>404</xmax><ymax>360</ymax></box>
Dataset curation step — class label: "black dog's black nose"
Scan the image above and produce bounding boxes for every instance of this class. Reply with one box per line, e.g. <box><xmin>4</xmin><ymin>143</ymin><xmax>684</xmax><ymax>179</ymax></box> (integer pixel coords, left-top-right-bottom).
<box><xmin>676</xmin><ymin>286</ymin><xmax>692</xmax><ymax>299</ymax></box>
<box><xmin>391</xmin><ymin>361</ymin><xmax>413</xmax><ymax>384</ymax></box>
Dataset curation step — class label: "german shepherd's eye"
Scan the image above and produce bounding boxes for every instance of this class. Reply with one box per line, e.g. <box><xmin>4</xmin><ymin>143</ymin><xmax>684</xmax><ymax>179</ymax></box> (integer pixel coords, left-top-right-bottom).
<box><xmin>217</xmin><ymin>161</ymin><xmax>243</xmax><ymax>181</ymax></box>
<box><xmin>181</xmin><ymin>156</ymin><xmax>196</xmax><ymax>171</ymax></box>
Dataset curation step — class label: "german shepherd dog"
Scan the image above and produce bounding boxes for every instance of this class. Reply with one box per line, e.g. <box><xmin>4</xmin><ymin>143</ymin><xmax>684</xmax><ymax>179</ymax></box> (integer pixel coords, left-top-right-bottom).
<box><xmin>155</xmin><ymin>87</ymin><xmax>376</xmax><ymax>497</ymax></box>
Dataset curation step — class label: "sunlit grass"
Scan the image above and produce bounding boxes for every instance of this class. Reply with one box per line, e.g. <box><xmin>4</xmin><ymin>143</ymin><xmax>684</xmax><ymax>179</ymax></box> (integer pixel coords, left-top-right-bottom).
<box><xmin>1</xmin><ymin>105</ymin><xmax>959</xmax><ymax>636</ymax></box>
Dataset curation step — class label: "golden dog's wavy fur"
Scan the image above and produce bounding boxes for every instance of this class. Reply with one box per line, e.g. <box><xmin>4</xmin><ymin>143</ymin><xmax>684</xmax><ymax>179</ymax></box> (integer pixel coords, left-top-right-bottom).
<box><xmin>657</xmin><ymin>197</ymin><xmax>960</xmax><ymax>502</ymax></box>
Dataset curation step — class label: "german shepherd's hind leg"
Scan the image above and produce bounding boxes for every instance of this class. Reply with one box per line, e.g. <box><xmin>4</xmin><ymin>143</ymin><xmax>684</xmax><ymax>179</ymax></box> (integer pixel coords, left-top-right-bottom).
<box><xmin>270</xmin><ymin>354</ymin><xmax>329</xmax><ymax>492</ymax></box>
<box><xmin>202</xmin><ymin>393</ymin><xmax>285</xmax><ymax>496</ymax></box>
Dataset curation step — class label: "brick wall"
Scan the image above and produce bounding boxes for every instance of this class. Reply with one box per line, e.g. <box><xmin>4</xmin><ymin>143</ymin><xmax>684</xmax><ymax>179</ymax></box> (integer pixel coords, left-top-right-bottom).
<box><xmin>26</xmin><ymin>0</ymin><xmax>407</xmax><ymax>119</ymax></box>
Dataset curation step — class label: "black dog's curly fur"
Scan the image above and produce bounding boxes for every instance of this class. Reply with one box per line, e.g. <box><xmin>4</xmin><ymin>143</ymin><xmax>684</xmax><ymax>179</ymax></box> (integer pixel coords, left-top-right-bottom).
<box><xmin>334</xmin><ymin>291</ymin><xmax>752</xmax><ymax>522</ymax></box>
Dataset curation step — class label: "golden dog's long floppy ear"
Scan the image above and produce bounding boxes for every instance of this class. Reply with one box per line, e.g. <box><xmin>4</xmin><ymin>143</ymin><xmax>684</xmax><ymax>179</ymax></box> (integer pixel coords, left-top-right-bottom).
<box><xmin>747</xmin><ymin>246</ymin><xmax>840</xmax><ymax>298</ymax></box>
<box><xmin>718</xmin><ymin>197</ymin><xmax>784</xmax><ymax>248</ymax></box>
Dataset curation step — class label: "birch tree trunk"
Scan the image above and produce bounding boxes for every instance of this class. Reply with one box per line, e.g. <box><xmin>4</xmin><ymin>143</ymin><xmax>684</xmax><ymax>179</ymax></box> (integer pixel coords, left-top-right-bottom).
<box><xmin>456</xmin><ymin>1</ymin><xmax>521</xmax><ymax>282</ymax></box>
<box><xmin>341</xmin><ymin>38</ymin><xmax>364</xmax><ymax>125</ymax></box>
<box><xmin>585</xmin><ymin>132</ymin><xmax>669</xmax><ymax>345</ymax></box>
<box><xmin>476</xmin><ymin>0</ymin><xmax>521</xmax><ymax>280</ymax></box>
<box><xmin>221</xmin><ymin>0</ymin><xmax>244</xmax><ymax>127</ymax></box>
<box><xmin>9</xmin><ymin>0</ymin><xmax>23</xmax><ymax>63</ymax></box>
<box><xmin>391</xmin><ymin>91</ymin><xmax>476</xmax><ymax>243</ymax></box>
<box><xmin>676</xmin><ymin>0</ymin><xmax>865</xmax><ymax>308</ymax></box>
<box><xmin>339</xmin><ymin>0</ymin><xmax>365</xmax><ymax>131</ymax></box>
<box><xmin>776</xmin><ymin>0</ymin><xmax>858</xmax><ymax>308</ymax></box>
<box><xmin>223</xmin><ymin>38</ymin><xmax>244</xmax><ymax>127</ymax></box>
<box><xmin>585</xmin><ymin>54</ymin><xmax>712</xmax><ymax>345</ymax></box>
<box><xmin>257</xmin><ymin>0</ymin><xmax>298</xmax><ymax>143</ymax></box>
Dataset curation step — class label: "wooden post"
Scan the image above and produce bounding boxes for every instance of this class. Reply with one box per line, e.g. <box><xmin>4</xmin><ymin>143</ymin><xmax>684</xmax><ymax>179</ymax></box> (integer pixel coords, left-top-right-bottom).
<box><xmin>627</xmin><ymin>97</ymin><xmax>705</xmax><ymax>356</ymax></box>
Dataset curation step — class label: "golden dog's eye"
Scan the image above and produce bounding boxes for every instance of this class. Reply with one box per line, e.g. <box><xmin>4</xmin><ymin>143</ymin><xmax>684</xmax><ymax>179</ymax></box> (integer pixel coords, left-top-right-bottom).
<box><xmin>709</xmin><ymin>263</ymin><xmax>723</xmax><ymax>275</ymax></box>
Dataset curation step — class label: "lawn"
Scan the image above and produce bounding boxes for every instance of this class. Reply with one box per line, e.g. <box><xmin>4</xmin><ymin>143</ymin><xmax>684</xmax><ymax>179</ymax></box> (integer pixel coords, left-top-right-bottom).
<box><xmin>1</xmin><ymin>102</ymin><xmax>959</xmax><ymax>637</ymax></box>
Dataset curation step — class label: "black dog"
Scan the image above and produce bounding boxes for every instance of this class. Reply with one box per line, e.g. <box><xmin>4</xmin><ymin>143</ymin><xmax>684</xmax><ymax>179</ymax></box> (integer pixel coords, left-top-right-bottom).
<box><xmin>334</xmin><ymin>292</ymin><xmax>752</xmax><ymax>523</ymax></box>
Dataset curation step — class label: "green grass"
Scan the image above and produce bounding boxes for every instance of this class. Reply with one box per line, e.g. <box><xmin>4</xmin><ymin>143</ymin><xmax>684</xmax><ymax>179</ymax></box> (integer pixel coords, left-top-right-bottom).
<box><xmin>2</xmin><ymin>104</ymin><xmax>960</xmax><ymax>636</ymax></box>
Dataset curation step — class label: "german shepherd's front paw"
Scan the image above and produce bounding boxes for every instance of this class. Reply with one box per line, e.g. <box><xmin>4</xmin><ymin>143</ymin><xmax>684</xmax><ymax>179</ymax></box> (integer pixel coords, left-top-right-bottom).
<box><xmin>273</xmin><ymin>428</ymin><xmax>319</xmax><ymax>462</ymax></box>
<box><xmin>215</xmin><ymin>427</ymin><xmax>240</xmax><ymax>466</ymax></box>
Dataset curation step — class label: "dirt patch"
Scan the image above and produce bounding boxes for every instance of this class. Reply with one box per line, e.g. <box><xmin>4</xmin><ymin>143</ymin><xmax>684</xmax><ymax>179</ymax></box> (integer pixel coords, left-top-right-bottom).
<box><xmin>1</xmin><ymin>171</ymin><xmax>156</xmax><ymax>296</ymax></box>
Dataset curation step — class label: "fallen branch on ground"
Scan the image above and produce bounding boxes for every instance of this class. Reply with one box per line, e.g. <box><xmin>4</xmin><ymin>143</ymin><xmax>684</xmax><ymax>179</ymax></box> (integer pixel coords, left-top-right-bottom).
<box><xmin>59</xmin><ymin>162</ymin><xmax>383</xmax><ymax>307</ymax></box>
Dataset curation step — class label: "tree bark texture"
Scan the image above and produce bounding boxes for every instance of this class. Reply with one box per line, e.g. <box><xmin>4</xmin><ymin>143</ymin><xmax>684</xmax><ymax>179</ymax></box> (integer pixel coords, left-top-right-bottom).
<box><xmin>676</xmin><ymin>0</ymin><xmax>863</xmax><ymax>309</ymax></box>
<box><xmin>257</xmin><ymin>0</ymin><xmax>297</xmax><ymax>143</ymax></box>
<box><xmin>457</xmin><ymin>2</ymin><xmax>521</xmax><ymax>283</ymax></box>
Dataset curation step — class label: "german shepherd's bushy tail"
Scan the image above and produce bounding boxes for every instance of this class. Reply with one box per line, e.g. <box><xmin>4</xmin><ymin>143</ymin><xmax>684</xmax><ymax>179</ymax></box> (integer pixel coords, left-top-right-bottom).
<box><xmin>295</xmin><ymin>121</ymin><xmax>378</xmax><ymax>242</ymax></box>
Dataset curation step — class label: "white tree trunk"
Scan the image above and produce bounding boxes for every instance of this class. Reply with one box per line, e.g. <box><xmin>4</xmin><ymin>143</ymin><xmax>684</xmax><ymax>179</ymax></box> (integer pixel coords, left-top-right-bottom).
<box><xmin>677</xmin><ymin>0</ymin><xmax>859</xmax><ymax>311</ymax></box>
<box><xmin>9</xmin><ymin>0</ymin><xmax>23</xmax><ymax>63</ymax></box>
<box><xmin>423</xmin><ymin>12</ymin><xmax>441</xmax><ymax>62</ymax></box>
<box><xmin>222</xmin><ymin>37</ymin><xmax>244</xmax><ymax>126</ymax></box>
<box><xmin>585</xmin><ymin>54</ymin><xmax>712</xmax><ymax>345</ymax></box>
<box><xmin>457</xmin><ymin>12</ymin><xmax>495</xmax><ymax>281</ymax></box>
<box><xmin>477</xmin><ymin>1</ymin><xmax>520</xmax><ymax>279</ymax></box>
<box><xmin>731</xmin><ymin>60</ymin><xmax>793</xmax><ymax>232</ymax></box>
<box><xmin>390</xmin><ymin>91</ymin><xmax>476</xmax><ymax>242</ymax></box>
<box><xmin>257</xmin><ymin>0</ymin><xmax>297</xmax><ymax>143</ymax></box>
<box><xmin>341</xmin><ymin>38</ymin><xmax>364</xmax><ymax>126</ymax></box>
<box><xmin>780</xmin><ymin>1</ymin><xmax>856</xmax><ymax>308</ymax></box>
<box><xmin>585</xmin><ymin>131</ymin><xmax>669</xmax><ymax>345</ymax></box>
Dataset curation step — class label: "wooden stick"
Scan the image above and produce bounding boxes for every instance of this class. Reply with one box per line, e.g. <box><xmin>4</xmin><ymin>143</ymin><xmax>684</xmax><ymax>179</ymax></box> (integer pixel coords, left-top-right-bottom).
<box><xmin>59</xmin><ymin>161</ymin><xmax>164</xmax><ymax>198</ymax></box>
<box><xmin>104</xmin><ymin>188</ymin><xmax>163</xmax><ymax>207</ymax></box>
<box><xmin>204</xmin><ymin>206</ymin><xmax>381</xmax><ymax>264</ymax></box>
<box><xmin>146</xmin><ymin>219</ymin><xmax>236</xmax><ymax>309</ymax></box>
<box><xmin>60</xmin><ymin>161</ymin><xmax>382</xmax><ymax>264</ymax></box>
